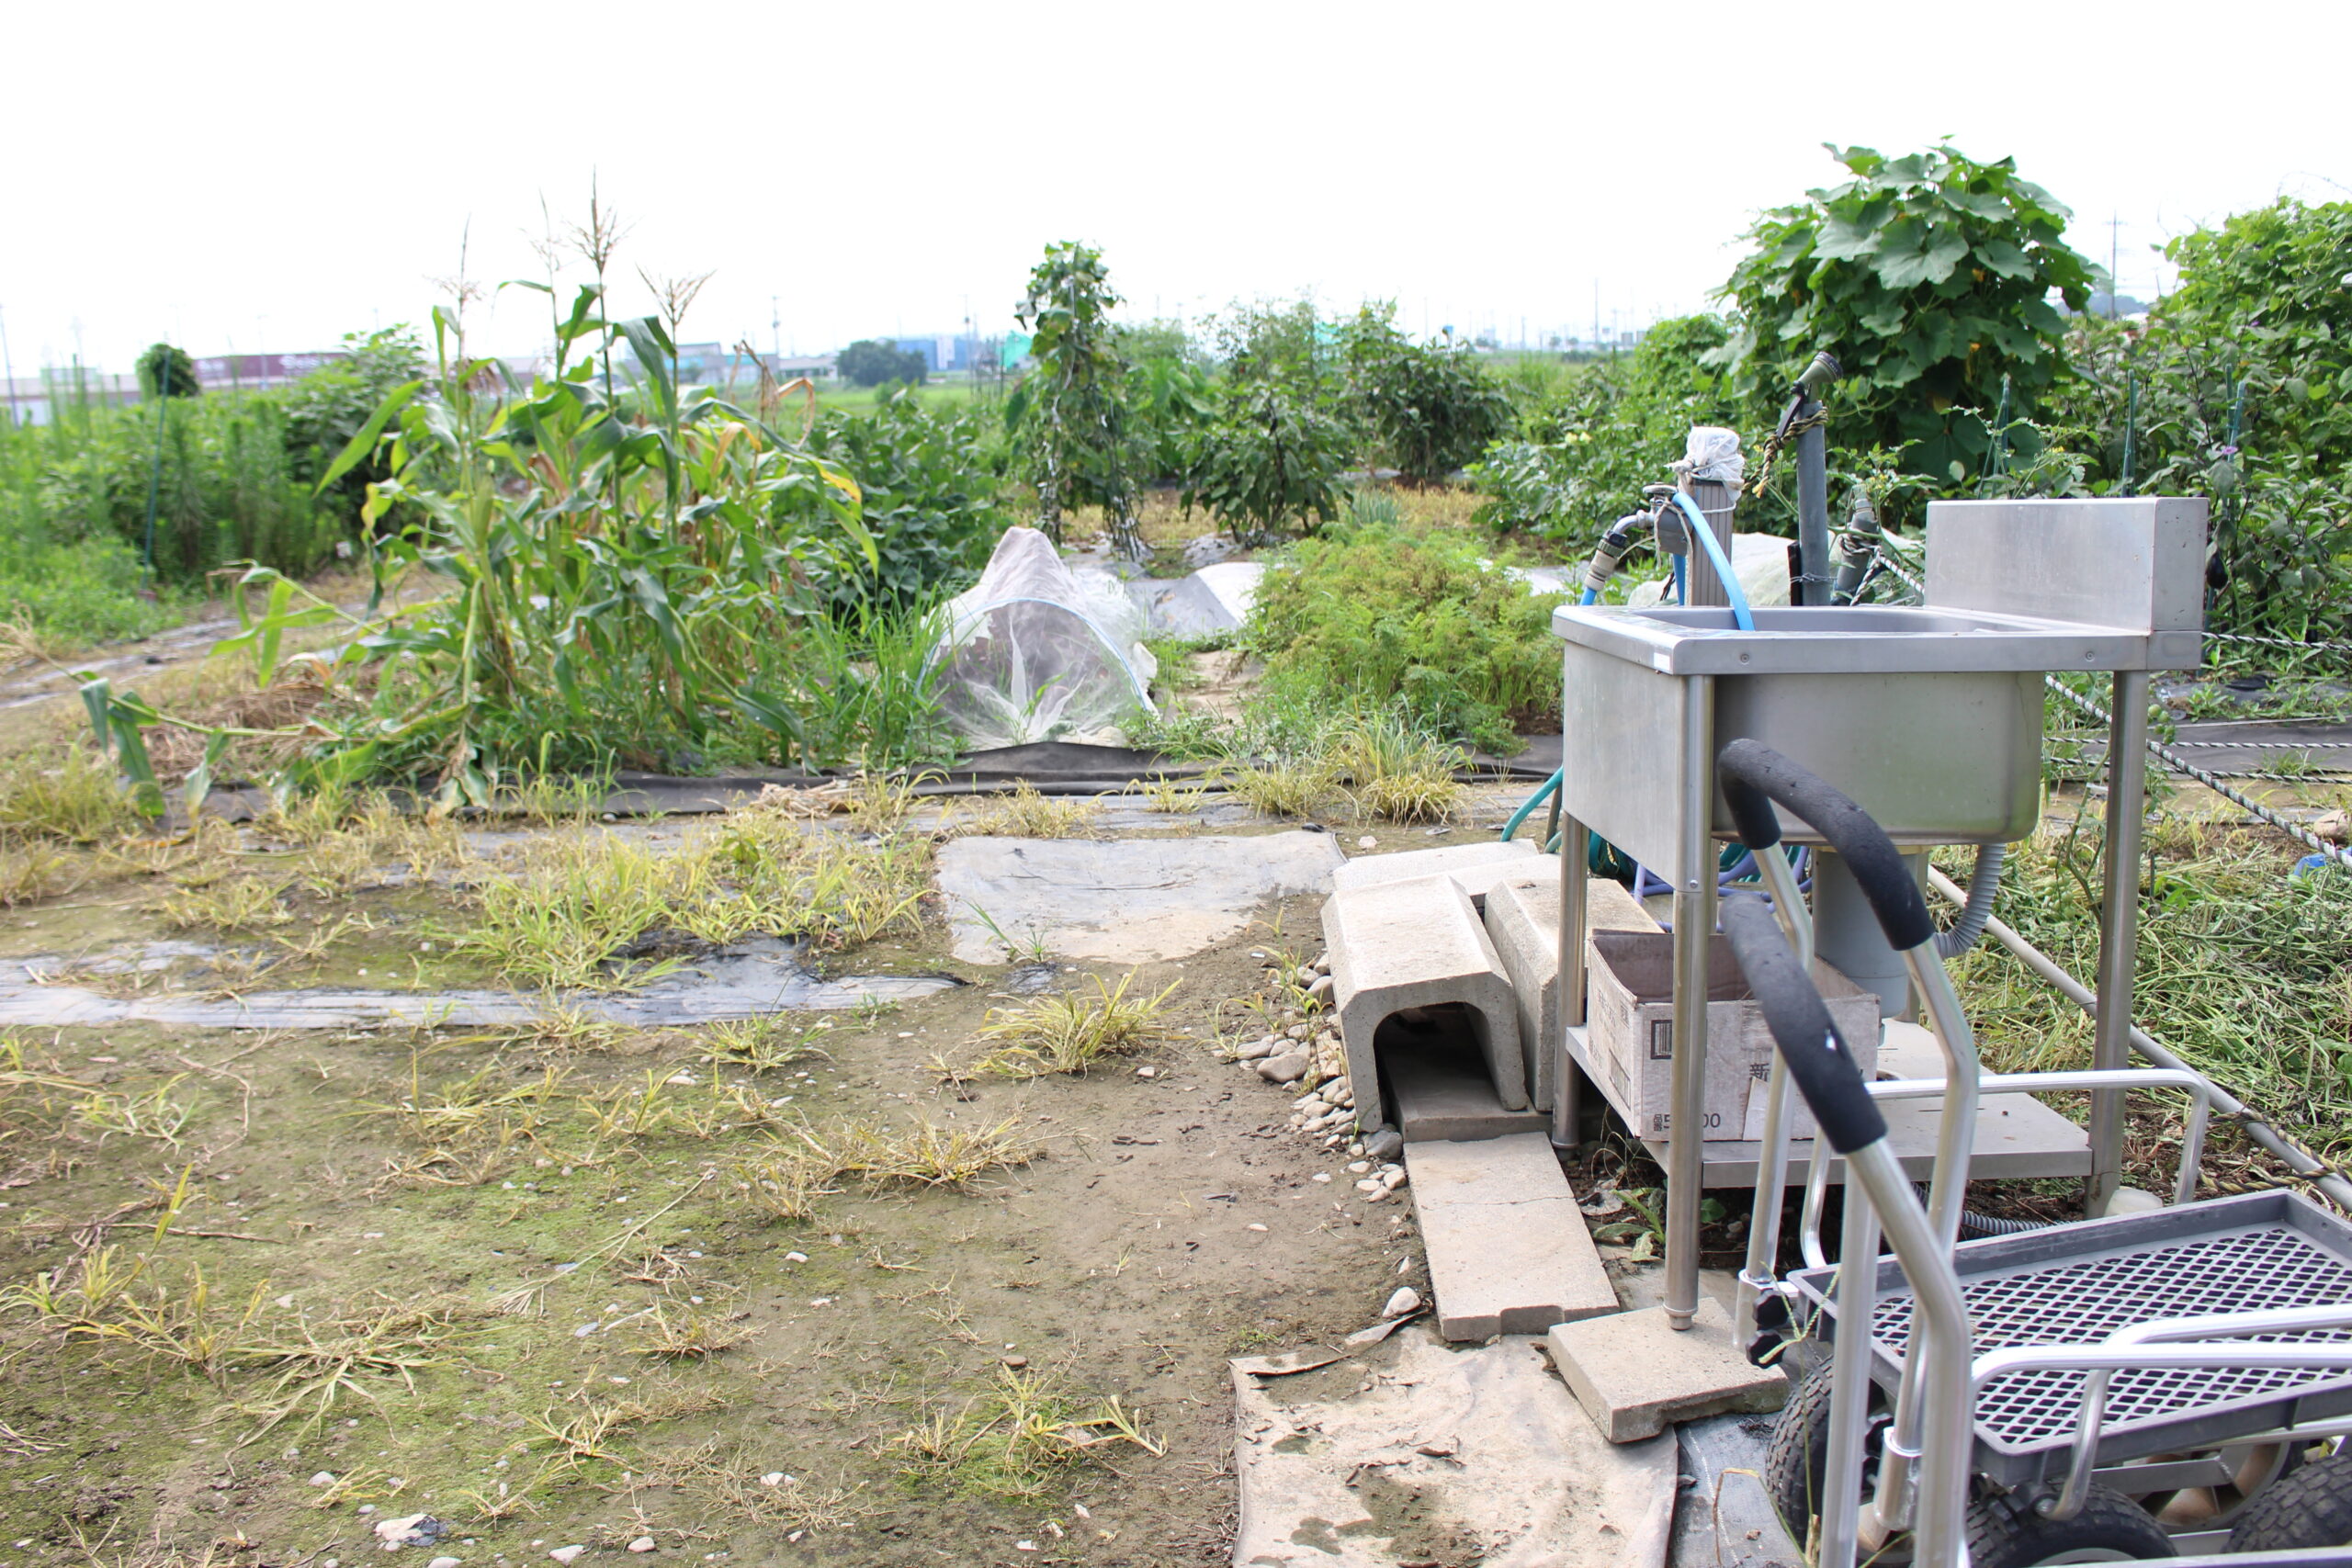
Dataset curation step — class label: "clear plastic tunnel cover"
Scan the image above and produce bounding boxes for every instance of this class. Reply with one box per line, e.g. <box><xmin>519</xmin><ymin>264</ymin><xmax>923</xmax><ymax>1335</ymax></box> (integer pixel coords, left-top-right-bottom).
<box><xmin>926</xmin><ymin>526</ymin><xmax>1159</xmax><ymax>748</ymax></box>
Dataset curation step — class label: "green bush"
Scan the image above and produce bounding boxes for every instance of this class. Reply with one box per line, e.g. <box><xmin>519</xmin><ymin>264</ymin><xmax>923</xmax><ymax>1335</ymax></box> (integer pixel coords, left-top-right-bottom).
<box><xmin>1247</xmin><ymin>523</ymin><xmax>1561</xmax><ymax>751</ymax></box>
<box><xmin>1182</xmin><ymin>380</ymin><xmax>1346</xmax><ymax>545</ymax></box>
<box><xmin>1470</xmin><ymin>316</ymin><xmax>1743</xmax><ymax>544</ymax></box>
<box><xmin>1337</xmin><ymin>306</ymin><xmax>1514</xmax><ymax>482</ymax></box>
<box><xmin>810</xmin><ymin>387</ymin><xmax>1009</xmax><ymax>615</ymax></box>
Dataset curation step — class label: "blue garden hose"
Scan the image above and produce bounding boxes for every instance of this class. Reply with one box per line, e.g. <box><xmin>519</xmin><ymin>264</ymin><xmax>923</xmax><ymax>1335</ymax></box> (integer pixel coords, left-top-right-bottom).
<box><xmin>1672</xmin><ymin>491</ymin><xmax>1755</xmax><ymax>632</ymax></box>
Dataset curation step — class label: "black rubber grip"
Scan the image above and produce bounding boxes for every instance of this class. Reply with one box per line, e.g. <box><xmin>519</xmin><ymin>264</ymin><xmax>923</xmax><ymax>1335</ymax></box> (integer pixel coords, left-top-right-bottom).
<box><xmin>1721</xmin><ymin>897</ymin><xmax>1887</xmax><ymax>1155</ymax></box>
<box><xmin>1716</xmin><ymin>739</ymin><xmax>1935</xmax><ymax>951</ymax></box>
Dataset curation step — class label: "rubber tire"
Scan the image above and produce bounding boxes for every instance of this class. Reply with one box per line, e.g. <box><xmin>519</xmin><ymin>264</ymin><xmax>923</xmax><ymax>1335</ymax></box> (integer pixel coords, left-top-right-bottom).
<box><xmin>1764</xmin><ymin>1360</ymin><xmax>1892</xmax><ymax>1551</ymax></box>
<box><xmin>1963</xmin><ymin>1484</ymin><xmax>2177</xmax><ymax>1567</ymax></box>
<box><xmin>2227</xmin><ymin>1450</ymin><xmax>2352</xmax><ymax>1552</ymax></box>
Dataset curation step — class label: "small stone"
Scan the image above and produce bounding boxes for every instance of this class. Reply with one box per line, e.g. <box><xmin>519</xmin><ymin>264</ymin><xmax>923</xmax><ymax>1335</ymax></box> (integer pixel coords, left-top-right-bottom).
<box><xmin>1355</xmin><ymin>1179</ymin><xmax>1384</xmax><ymax>1193</ymax></box>
<box><xmin>1306</xmin><ymin>975</ymin><xmax>1335</xmax><ymax>1002</ymax></box>
<box><xmin>1247</xmin><ymin>1223</ymin><xmax>1269</xmax><ymax>1232</ymax></box>
<box><xmin>627</xmin><ymin>1541</ymin><xmax>655</xmax><ymax>1556</ymax></box>
<box><xmin>760</xmin><ymin>1472</ymin><xmax>786</xmax><ymax>1487</ymax></box>
<box><xmin>1256</xmin><ymin>1051</ymin><xmax>1310</xmax><ymax>1084</ymax></box>
<box><xmin>1310</xmin><ymin>1171</ymin><xmax>1332</xmax><ymax>1183</ymax></box>
<box><xmin>1384</xmin><ymin>1287</ymin><xmax>1422</xmax><ymax>1318</ymax></box>
<box><xmin>374</xmin><ymin>1516</ymin><xmax>446</xmax><ymax>1550</ymax></box>
<box><xmin>784</xmin><ymin>1251</ymin><xmax>808</xmax><ymax>1263</ymax></box>
<box><xmin>1285</xmin><ymin>1022</ymin><xmax>1312</xmax><ymax>1041</ymax></box>
<box><xmin>1363</xmin><ymin>1127</ymin><xmax>1405</xmax><ymax>1162</ymax></box>
<box><xmin>310</xmin><ymin>1472</ymin><xmax>337</xmax><ymax>1487</ymax></box>
<box><xmin>1312</xmin><ymin>953</ymin><xmax>1330</xmax><ymax>975</ymax></box>
<box><xmin>1001</xmin><ymin>1354</ymin><xmax>1029</xmax><ymax>1368</ymax></box>
<box><xmin>1347</xmin><ymin>1161</ymin><xmax>1371</xmax><ymax>1174</ymax></box>
<box><xmin>1236</xmin><ymin>1036</ymin><xmax>1277</xmax><ymax>1061</ymax></box>
<box><xmin>428</xmin><ymin>1558</ymin><xmax>462</xmax><ymax>1568</ymax></box>
<box><xmin>549</xmin><ymin>1550</ymin><xmax>586</xmax><ymax>1565</ymax></box>
<box><xmin>1134</xmin><ymin>1066</ymin><xmax>1157</xmax><ymax>1078</ymax></box>
<box><xmin>1357</xmin><ymin>836</ymin><xmax>1376</xmax><ymax>849</ymax></box>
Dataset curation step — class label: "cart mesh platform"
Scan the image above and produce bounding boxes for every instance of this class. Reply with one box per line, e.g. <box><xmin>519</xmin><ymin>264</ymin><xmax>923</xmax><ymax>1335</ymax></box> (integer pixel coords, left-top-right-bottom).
<box><xmin>1788</xmin><ymin>1190</ymin><xmax>2352</xmax><ymax>1483</ymax></box>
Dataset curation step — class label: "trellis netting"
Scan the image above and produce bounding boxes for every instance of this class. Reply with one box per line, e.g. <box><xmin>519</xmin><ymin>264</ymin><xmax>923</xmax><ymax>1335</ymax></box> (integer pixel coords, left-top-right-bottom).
<box><xmin>925</xmin><ymin>526</ymin><xmax>1159</xmax><ymax>748</ymax></box>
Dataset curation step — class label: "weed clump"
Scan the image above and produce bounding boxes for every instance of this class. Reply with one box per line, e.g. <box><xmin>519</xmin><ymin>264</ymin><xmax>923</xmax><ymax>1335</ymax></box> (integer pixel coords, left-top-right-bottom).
<box><xmin>956</xmin><ymin>782</ymin><xmax>1104</xmax><ymax>839</ymax></box>
<box><xmin>1334</xmin><ymin>714</ymin><xmax>1466</xmax><ymax>824</ymax></box>
<box><xmin>890</xmin><ymin>1365</ymin><xmax>1159</xmax><ymax>1498</ymax></box>
<box><xmin>970</xmin><ymin>975</ymin><xmax>1176</xmax><ymax>1078</ymax></box>
<box><xmin>456</xmin><ymin>813</ymin><xmax>931</xmax><ymax>991</ymax></box>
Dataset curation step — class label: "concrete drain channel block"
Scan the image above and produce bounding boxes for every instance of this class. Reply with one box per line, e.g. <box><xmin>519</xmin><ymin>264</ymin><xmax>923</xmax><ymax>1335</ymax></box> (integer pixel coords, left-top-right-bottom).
<box><xmin>1324</xmin><ymin>874</ymin><xmax>1526</xmax><ymax>1121</ymax></box>
<box><xmin>1482</xmin><ymin>867</ymin><xmax>1658</xmax><ymax>1115</ymax></box>
<box><xmin>1544</xmin><ymin>1299</ymin><xmax>1788</xmax><ymax>1442</ymax></box>
<box><xmin>1405</xmin><ymin>1132</ymin><xmax>1616</xmax><ymax>1341</ymax></box>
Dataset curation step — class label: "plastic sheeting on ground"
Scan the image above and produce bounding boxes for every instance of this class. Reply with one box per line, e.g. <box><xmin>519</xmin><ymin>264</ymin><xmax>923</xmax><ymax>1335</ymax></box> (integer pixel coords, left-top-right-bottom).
<box><xmin>928</xmin><ymin>526</ymin><xmax>1159</xmax><ymax>748</ymax></box>
<box><xmin>1231</xmin><ymin>1325</ymin><xmax>1678</xmax><ymax>1568</ymax></box>
<box><xmin>0</xmin><ymin>937</ymin><xmax>957</xmax><ymax>1030</ymax></box>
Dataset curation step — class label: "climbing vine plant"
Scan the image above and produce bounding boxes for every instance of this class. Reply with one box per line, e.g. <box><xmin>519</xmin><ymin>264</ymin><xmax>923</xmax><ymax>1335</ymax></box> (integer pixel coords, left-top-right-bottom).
<box><xmin>1714</xmin><ymin>142</ymin><xmax>2099</xmax><ymax>483</ymax></box>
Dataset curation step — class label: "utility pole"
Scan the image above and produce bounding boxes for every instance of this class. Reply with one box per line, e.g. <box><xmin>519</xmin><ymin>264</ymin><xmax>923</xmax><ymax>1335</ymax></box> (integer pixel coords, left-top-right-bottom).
<box><xmin>0</xmin><ymin>303</ymin><xmax>17</xmax><ymax>424</ymax></box>
<box><xmin>2107</xmin><ymin>214</ymin><xmax>2124</xmax><ymax>319</ymax></box>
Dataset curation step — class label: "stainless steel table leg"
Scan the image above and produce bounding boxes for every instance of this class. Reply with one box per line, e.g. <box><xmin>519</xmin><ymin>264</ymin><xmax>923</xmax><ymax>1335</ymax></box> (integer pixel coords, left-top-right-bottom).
<box><xmin>2089</xmin><ymin>668</ymin><xmax>2151</xmax><ymax>1214</ymax></box>
<box><xmin>1667</xmin><ymin>675</ymin><xmax>1716</xmax><ymax>1330</ymax></box>
<box><xmin>1555</xmin><ymin>818</ymin><xmax>1589</xmax><ymax>1151</ymax></box>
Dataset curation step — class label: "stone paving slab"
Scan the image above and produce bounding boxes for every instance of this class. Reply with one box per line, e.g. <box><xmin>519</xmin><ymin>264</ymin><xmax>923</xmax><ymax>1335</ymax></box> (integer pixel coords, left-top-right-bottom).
<box><xmin>1407</xmin><ymin>1132</ymin><xmax>1616</xmax><ymax>1341</ymax></box>
<box><xmin>935</xmin><ymin>829</ymin><xmax>1345</xmax><ymax>964</ymax></box>
<box><xmin>1484</xmin><ymin>869</ymin><xmax>1661</xmax><ymax>1114</ymax></box>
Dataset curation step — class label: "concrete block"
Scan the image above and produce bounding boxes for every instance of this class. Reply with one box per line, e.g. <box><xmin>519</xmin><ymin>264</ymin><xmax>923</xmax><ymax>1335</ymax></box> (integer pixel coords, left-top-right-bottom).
<box><xmin>1406</xmin><ymin>1132</ymin><xmax>1617</xmax><ymax>1341</ymax></box>
<box><xmin>1323</xmin><ymin>876</ymin><xmax>1526</xmax><ymax>1120</ymax></box>
<box><xmin>1483</xmin><ymin>869</ymin><xmax>1660</xmax><ymax>1114</ymax></box>
<box><xmin>1330</xmin><ymin>840</ymin><xmax>1536</xmax><ymax>906</ymax></box>
<box><xmin>1388</xmin><ymin>1049</ymin><xmax>1547</xmax><ymax>1142</ymax></box>
<box><xmin>1545</xmin><ymin>1299</ymin><xmax>1788</xmax><ymax>1443</ymax></box>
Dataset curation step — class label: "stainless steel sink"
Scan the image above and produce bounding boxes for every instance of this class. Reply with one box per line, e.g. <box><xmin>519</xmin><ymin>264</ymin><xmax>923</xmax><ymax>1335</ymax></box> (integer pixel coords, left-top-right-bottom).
<box><xmin>1553</xmin><ymin>498</ymin><xmax>2208</xmax><ymax>870</ymax></box>
<box><xmin>1553</xmin><ymin>604</ymin><xmax>2170</xmax><ymax>677</ymax></box>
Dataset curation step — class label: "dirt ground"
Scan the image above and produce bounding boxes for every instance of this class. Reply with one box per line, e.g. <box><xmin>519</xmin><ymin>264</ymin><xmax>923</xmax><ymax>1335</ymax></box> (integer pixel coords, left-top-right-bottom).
<box><xmin>0</xmin><ymin>798</ymin><xmax>1438</xmax><ymax>1568</ymax></box>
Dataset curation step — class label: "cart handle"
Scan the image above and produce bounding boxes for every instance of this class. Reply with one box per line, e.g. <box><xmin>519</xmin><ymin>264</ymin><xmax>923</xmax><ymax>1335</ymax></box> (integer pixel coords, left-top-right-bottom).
<box><xmin>1718</xmin><ymin>739</ymin><xmax>1935</xmax><ymax>953</ymax></box>
<box><xmin>1796</xmin><ymin>1066</ymin><xmax>2222</xmax><ymax>1269</ymax></box>
<box><xmin>2038</xmin><ymin>1302</ymin><xmax>2352</xmax><ymax>1522</ymax></box>
<box><xmin>1721</xmin><ymin>893</ymin><xmax>1973</xmax><ymax>1568</ymax></box>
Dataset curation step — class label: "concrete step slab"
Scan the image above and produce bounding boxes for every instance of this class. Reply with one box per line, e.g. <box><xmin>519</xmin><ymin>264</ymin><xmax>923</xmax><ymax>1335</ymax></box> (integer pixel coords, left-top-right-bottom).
<box><xmin>1330</xmin><ymin>839</ymin><xmax>1537</xmax><ymax>906</ymax></box>
<box><xmin>1324</xmin><ymin>875</ymin><xmax>1526</xmax><ymax>1119</ymax></box>
<box><xmin>1387</xmin><ymin>1045</ymin><xmax>1548</xmax><ymax>1142</ymax></box>
<box><xmin>1545</xmin><ymin>1298</ymin><xmax>1789</xmax><ymax>1443</ymax></box>
<box><xmin>1484</xmin><ymin>868</ymin><xmax>1660</xmax><ymax>1113</ymax></box>
<box><xmin>1406</xmin><ymin>1132</ymin><xmax>1617</xmax><ymax>1341</ymax></box>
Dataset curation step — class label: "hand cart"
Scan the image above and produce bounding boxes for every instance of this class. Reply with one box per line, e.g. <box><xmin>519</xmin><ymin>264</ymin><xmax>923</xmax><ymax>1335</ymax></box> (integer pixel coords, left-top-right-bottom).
<box><xmin>1713</xmin><ymin>750</ymin><xmax>2352</xmax><ymax>1568</ymax></box>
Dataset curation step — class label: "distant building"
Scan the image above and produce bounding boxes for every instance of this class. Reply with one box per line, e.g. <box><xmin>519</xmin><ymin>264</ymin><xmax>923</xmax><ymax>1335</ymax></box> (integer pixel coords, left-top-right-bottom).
<box><xmin>193</xmin><ymin>351</ymin><xmax>347</xmax><ymax>390</ymax></box>
<box><xmin>2</xmin><ymin>369</ymin><xmax>142</xmax><ymax>425</ymax></box>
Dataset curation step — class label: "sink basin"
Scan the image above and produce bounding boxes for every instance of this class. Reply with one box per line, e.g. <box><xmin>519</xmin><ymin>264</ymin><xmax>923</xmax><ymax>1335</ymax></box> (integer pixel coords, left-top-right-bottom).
<box><xmin>1550</xmin><ymin>603</ymin><xmax>2167</xmax><ymax>677</ymax></box>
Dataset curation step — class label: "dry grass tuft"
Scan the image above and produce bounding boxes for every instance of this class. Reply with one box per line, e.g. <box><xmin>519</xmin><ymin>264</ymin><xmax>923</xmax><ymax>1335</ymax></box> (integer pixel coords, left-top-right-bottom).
<box><xmin>890</xmin><ymin>1365</ymin><xmax>1160</xmax><ymax>1498</ymax></box>
<box><xmin>956</xmin><ymin>783</ymin><xmax>1104</xmax><ymax>839</ymax></box>
<box><xmin>969</xmin><ymin>975</ymin><xmax>1177</xmax><ymax>1078</ymax></box>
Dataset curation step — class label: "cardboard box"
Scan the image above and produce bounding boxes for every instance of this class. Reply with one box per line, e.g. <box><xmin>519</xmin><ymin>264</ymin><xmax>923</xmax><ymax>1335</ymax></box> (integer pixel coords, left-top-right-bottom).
<box><xmin>1584</xmin><ymin>931</ymin><xmax>1881</xmax><ymax>1142</ymax></box>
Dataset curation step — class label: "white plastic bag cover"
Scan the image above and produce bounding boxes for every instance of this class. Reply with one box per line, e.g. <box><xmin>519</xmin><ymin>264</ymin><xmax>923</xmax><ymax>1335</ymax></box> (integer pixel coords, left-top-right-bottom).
<box><xmin>928</xmin><ymin>527</ymin><xmax>1159</xmax><ymax>748</ymax></box>
<box><xmin>1677</xmin><ymin>425</ymin><xmax>1747</xmax><ymax>486</ymax></box>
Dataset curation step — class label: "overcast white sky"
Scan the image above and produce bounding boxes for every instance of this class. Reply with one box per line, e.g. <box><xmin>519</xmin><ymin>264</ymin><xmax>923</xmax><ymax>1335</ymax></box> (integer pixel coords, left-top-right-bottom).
<box><xmin>8</xmin><ymin>0</ymin><xmax>2346</xmax><ymax>373</ymax></box>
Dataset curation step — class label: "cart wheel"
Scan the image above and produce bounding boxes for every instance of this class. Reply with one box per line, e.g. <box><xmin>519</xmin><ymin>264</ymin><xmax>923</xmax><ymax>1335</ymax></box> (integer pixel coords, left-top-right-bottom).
<box><xmin>1964</xmin><ymin>1484</ymin><xmax>2177</xmax><ymax>1567</ymax></box>
<box><xmin>1763</xmin><ymin>1361</ymin><xmax>1893</xmax><ymax>1551</ymax></box>
<box><xmin>2225</xmin><ymin>1448</ymin><xmax>2352</xmax><ymax>1551</ymax></box>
